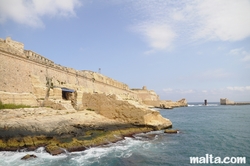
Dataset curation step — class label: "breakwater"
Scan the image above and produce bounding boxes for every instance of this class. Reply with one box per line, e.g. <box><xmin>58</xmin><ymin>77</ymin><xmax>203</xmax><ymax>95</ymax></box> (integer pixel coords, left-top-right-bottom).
<box><xmin>220</xmin><ymin>98</ymin><xmax>250</xmax><ymax>105</ymax></box>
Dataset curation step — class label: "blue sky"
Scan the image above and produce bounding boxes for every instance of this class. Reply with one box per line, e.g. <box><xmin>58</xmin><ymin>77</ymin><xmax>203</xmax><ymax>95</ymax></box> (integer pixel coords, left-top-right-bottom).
<box><xmin>0</xmin><ymin>0</ymin><xmax>250</xmax><ymax>102</ymax></box>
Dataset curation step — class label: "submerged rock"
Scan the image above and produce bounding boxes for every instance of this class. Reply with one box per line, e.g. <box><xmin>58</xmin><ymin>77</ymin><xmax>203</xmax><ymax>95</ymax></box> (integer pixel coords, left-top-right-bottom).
<box><xmin>21</xmin><ymin>154</ymin><xmax>37</xmax><ymax>160</ymax></box>
<box><xmin>164</xmin><ymin>129</ymin><xmax>179</xmax><ymax>134</ymax></box>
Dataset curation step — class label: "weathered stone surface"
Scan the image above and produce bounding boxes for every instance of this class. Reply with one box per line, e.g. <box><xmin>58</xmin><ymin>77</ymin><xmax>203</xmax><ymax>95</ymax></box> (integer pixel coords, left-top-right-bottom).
<box><xmin>0</xmin><ymin>105</ymin><xmax>164</xmax><ymax>155</ymax></box>
<box><xmin>0</xmin><ymin>91</ymin><xmax>38</xmax><ymax>106</ymax></box>
<box><xmin>142</xmin><ymin>98</ymin><xmax>188</xmax><ymax>109</ymax></box>
<box><xmin>81</xmin><ymin>93</ymin><xmax>172</xmax><ymax>129</ymax></box>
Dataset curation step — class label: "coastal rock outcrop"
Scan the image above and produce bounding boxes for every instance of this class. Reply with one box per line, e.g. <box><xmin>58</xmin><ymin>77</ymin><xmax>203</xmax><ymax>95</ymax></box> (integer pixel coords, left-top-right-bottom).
<box><xmin>142</xmin><ymin>98</ymin><xmax>188</xmax><ymax>109</ymax></box>
<box><xmin>0</xmin><ymin>107</ymin><xmax>152</xmax><ymax>154</ymax></box>
<box><xmin>81</xmin><ymin>93</ymin><xmax>172</xmax><ymax>129</ymax></box>
<box><xmin>0</xmin><ymin>93</ymin><xmax>172</xmax><ymax>155</ymax></box>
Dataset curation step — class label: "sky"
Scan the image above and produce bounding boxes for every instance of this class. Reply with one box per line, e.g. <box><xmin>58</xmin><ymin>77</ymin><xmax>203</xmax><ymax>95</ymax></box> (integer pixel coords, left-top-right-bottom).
<box><xmin>0</xmin><ymin>0</ymin><xmax>250</xmax><ymax>102</ymax></box>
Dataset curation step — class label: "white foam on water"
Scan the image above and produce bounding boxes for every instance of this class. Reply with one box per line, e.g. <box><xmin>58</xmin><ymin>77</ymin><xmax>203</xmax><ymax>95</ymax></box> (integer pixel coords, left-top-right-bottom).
<box><xmin>207</xmin><ymin>104</ymin><xmax>219</xmax><ymax>106</ymax></box>
<box><xmin>188</xmin><ymin>104</ymin><xmax>219</xmax><ymax>107</ymax></box>
<box><xmin>0</xmin><ymin>147</ymin><xmax>68</xmax><ymax>166</ymax></box>
<box><xmin>0</xmin><ymin>132</ymin><xmax>159</xmax><ymax>165</ymax></box>
<box><xmin>69</xmin><ymin>136</ymin><xmax>154</xmax><ymax>165</ymax></box>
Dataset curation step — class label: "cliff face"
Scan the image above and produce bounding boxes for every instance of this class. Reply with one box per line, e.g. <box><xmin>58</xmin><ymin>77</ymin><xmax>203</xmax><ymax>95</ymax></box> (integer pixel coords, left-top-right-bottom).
<box><xmin>81</xmin><ymin>93</ymin><xmax>172</xmax><ymax>129</ymax></box>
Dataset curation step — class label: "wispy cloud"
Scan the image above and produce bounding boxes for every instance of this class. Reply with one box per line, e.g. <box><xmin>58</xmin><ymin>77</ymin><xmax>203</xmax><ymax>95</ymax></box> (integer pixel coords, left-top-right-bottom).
<box><xmin>241</xmin><ymin>55</ymin><xmax>250</xmax><ymax>62</ymax></box>
<box><xmin>163</xmin><ymin>88</ymin><xmax>174</xmax><ymax>93</ymax></box>
<box><xmin>200</xmin><ymin>69</ymin><xmax>232</xmax><ymax>79</ymax></box>
<box><xmin>129</xmin><ymin>0</ymin><xmax>250</xmax><ymax>52</ymax></box>
<box><xmin>229</xmin><ymin>47</ymin><xmax>250</xmax><ymax>62</ymax></box>
<box><xmin>163</xmin><ymin>88</ymin><xmax>195</xmax><ymax>94</ymax></box>
<box><xmin>0</xmin><ymin>0</ymin><xmax>81</xmax><ymax>27</ymax></box>
<box><xmin>193</xmin><ymin>0</ymin><xmax>250</xmax><ymax>41</ymax></box>
<box><xmin>227</xmin><ymin>86</ymin><xmax>250</xmax><ymax>91</ymax></box>
<box><xmin>179</xmin><ymin>68</ymin><xmax>232</xmax><ymax>82</ymax></box>
<box><xmin>133</xmin><ymin>22</ymin><xmax>176</xmax><ymax>53</ymax></box>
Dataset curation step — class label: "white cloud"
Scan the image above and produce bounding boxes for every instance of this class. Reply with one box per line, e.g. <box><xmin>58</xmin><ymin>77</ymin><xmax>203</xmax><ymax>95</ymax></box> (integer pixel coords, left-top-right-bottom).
<box><xmin>241</xmin><ymin>55</ymin><xmax>250</xmax><ymax>62</ymax></box>
<box><xmin>129</xmin><ymin>0</ymin><xmax>250</xmax><ymax>51</ymax></box>
<box><xmin>202</xmin><ymin>69</ymin><xmax>231</xmax><ymax>79</ymax></box>
<box><xmin>163</xmin><ymin>88</ymin><xmax>195</xmax><ymax>94</ymax></box>
<box><xmin>193</xmin><ymin>0</ymin><xmax>250</xmax><ymax>41</ymax></box>
<box><xmin>227</xmin><ymin>86</ymin><xmax>250</xmax><ymax>91</ymax></box>
<box><xmin>163</xmin><ymin>88</ymin><xmax>174</xmax><ymax>93</ymax></box>
<box><xmin>0</xmin><ymin>0</ymin><xmax>81</xmax><ymax>27</ymax></box>
<box><xmin>229</xmin><ymin>48</ymin><xmax>244</xmax><ymax>55</ymax></box>
<box><xmin>229</xmin><ymin>48</ymin><xmax>250</xmax><ymax>62</ymax></box>
<box><xmin>133</xmin><ymin>23</ymin><xmax>176</xmax><ymax>52</ymax></box>
<box><xmin>177</xmin><ymin>89</ymin><xmax>195</xmax><ymax>94</ymax></box>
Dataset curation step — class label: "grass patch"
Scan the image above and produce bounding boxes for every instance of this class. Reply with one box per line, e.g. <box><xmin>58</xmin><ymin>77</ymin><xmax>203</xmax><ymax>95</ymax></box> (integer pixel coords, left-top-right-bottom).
<box><xmin>0</xmin><ymin>100</ymin><xmax>31</xmax><ymax>109</ymax></box>
<box><xmin>86</xmin><ymin>108</ymin><xmax>95</xmax><ymax>111</ymax></box>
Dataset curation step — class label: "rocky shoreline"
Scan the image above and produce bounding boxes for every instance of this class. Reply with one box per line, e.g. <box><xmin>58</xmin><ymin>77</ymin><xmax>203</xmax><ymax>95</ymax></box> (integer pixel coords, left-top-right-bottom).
<box><xmin>0</xmin><ymin>108</ymin><xmax>170</xmax><ymax>155</ymax></box>
<box><xmin>0</xmin><ymin>93</ymin><xmax>176</xmax><ymax>155</ymax></box>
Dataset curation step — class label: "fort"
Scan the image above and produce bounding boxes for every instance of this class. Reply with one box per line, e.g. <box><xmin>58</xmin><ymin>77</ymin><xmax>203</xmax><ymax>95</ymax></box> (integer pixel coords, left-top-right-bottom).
<box><xmin>0</xmin><ymin>37</ymin><xmax>186</xmax><ymax>109</ymax></box>
<box><xmin>0</xmin><ymin>37</ymin><xmax>187</xmax><ymax>155</ymax></box>
<box><xmin>220</xmin><ymin>98</ymin><xmax>250</xmax><ymax>105</ymax></box>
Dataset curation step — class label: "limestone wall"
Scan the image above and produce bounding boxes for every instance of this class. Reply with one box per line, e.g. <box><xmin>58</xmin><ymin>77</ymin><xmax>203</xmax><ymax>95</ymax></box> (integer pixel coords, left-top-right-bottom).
<box><xmin>5</xmin><ymin>37</ymin><xmax>24</xmax><ymax>54</ymax></box>
<box><xmin>220</xmin><ymin>98</ymin><xmax>235</xmax><ymax>105</ymax></box>
<box><xmin>0</xmin><ymin>37</ymin><xmax>141</xmax><ymax>106</ymax></box>
<box><xmin>132</xmin><ymin>88</ymin><xmax>159</xmax><ymax>101</ymax></box>
<box><xmin>220</xmin><ymin>98</ymin><xmax>250</xmax><ymax>105</ymax></box>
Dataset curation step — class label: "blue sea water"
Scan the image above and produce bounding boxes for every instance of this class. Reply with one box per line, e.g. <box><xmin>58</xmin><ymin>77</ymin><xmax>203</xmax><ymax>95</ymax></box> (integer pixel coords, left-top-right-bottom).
<box><xmin>0</xmin><ymin>103</ymin><xmax>249</xmax><ymax>166</ymax></box>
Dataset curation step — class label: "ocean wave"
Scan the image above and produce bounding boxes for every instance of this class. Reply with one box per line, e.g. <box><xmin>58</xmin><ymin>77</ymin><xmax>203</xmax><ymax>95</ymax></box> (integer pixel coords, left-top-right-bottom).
<box><xmin>0</xmin><ymin>147</ymin><xmax>67</xmax><ymax>166</ymax></box>
<box><xmin>69</xmin><ymin>136</ymin><xmax>151</xmax><ymax>165</ymax></box>
<box><xmin>0</xmin><ymin>131</ymin><xmax>162</xmax><ymax>166</ymax></box>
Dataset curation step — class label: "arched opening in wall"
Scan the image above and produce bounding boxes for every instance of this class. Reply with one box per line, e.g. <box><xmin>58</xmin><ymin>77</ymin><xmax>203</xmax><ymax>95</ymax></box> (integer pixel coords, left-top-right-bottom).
<box><xmin>61</xmin><ymin>88</ymin><xmax>75</xmax><ymax>100</ymax></box>
<box><xmin>61</xmin><ymin>88</ymin><xmax>77</xmax><ymax>108</ymax></box>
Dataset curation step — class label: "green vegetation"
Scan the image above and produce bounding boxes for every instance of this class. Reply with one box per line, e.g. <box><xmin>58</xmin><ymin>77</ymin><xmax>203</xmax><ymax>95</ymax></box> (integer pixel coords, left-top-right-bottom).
<box><xmin>86</xmin><ymin>108</ymin><xmax>95</xmax><ymax>111</ymax></box>
<box><xmin>0</xmin><ymin>100</ymin><xmax>31</xmax><ymax>109</ymax></box>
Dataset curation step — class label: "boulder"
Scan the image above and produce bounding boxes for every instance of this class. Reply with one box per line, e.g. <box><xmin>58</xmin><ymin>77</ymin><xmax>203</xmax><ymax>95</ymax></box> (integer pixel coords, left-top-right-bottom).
<box><xmin>21</xmin><ymin>154</ymin><xmax>37</xmax><ymax>160</ymax></box>
<box><xmin>164</xmin><ymin>129</ymin><xmax>179</xmax><ymax>134</ymax></box>
<box><xmin>81</xmin><ymin>93</ymin><xmax>172</xmax><ymax>129</ymax></box>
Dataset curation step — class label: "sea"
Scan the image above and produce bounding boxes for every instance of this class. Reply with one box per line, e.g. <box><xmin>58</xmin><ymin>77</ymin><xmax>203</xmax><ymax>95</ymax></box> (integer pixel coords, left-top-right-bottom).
<box><xmin>0</xmin><ymin>103</ymin><xmax>249</xmax><ymax>166</ymax></box>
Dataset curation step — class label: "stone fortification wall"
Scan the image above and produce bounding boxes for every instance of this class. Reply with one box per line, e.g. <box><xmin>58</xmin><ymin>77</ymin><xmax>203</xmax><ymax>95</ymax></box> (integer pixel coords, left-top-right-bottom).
<box><xmin>131</xmin><ymin>86</ymin><xmax>160</xmax><ymax>102</ymax></box>
<box><xmin>0</xmin><ymin>37</ymin><xmax>139</xmax><ymax>106</ymax></box>
<box><xmin>220</xmin><ymin>98</ymin><xmax>250</xmax><ymax>105</ymax></box>
<box><xmin>3</xmin><ymin>37</ymin><xmax>24</xmax><ymax>54</ymax></box>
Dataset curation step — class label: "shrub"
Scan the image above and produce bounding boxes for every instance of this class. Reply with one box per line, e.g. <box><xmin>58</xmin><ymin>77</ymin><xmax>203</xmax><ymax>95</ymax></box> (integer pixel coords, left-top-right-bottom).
<box><xmin>0</xmin><ymin>100</ymin><xmax>31</xmax><ymax>109</ymax></box>
<box><xmin>86</xmin><ymin>108</ymin><xmax>95</xmax><ymax>111</ymax></box>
